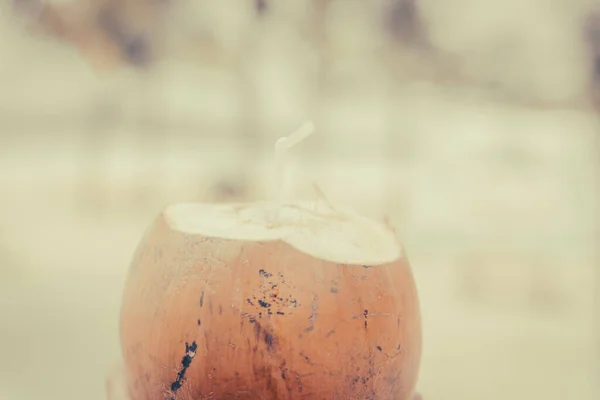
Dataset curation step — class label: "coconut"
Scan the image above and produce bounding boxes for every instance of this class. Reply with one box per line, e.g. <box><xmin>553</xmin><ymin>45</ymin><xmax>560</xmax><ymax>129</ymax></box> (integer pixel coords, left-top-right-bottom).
<box><xmin>116</xmin><ymin>200</ymin><xmax>422</xmax><ymax>399</ymax></box>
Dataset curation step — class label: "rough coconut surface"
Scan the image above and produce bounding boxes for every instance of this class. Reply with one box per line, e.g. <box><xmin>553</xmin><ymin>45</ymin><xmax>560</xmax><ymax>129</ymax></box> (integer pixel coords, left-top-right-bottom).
<box><xmin>124</xmin><ymin>205</ymin><xmax>421</xmax><ymax>399</ymax></box>
<box><xmin>164</xmin><ymin>201</ymin><xmax>402</xmax><ymax>265</ymax></box>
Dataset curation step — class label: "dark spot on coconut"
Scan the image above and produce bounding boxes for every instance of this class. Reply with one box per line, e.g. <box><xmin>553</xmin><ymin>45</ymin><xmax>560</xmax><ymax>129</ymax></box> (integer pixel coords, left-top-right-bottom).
<box><xmin>254</xmin><ymin>320</ymin><xmax>262</xmax><ymax>340</ymax></box>
<box><xmin>377</xmin><ymin>346</ymin><xmax>382</xmax><ymax>351</ymax></box>
<box><xmin>168</xmin><ymin>341</ymin><xmax>197</xmax><ymax>399</ymax></box>
<box><xmin>197</xmin><ymin>319</ymin><xmax>201</xmax><ymax>326</ymax></box>
<box><xmin>258</xmin><ymin>299</ymin><xmax>271</xmax><ymax>308</ymax></box>
<box><xmin>253</xmin><ymin>321</ymin><xmax>277</xmax><ymax>352</ymax></box>
<box><xmin>299</xmin><ymin>295</ymin><xmax>319</xmax><ymax>338</ymax></box>
<box><xmin>259</xmin><ymin>269</ymin><xmax>272</xmax><ymax>278</ymax></box>
<box><xmin>264</xmin><ymin>332</ymin><xmax>275</xmax><ymax>350</ymax></box>
<box><xmin>199</xmin><ymin>291</ymin><xmax>204</xmax><ymax>307</ymax></box>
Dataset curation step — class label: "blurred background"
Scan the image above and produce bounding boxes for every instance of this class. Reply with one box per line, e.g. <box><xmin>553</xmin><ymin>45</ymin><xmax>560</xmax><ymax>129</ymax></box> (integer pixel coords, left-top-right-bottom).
<box><xmin>0</xmin><ymin>0</ymin><xmax>599</xmax><ymax>399</ymax></box>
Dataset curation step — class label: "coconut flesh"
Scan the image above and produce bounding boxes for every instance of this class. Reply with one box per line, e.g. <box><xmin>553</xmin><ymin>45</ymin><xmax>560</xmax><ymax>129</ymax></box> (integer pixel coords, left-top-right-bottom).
<box><xmin>163</xmin><ymin>200</ymin><xmax>403</xmax><ymax>266</ymax></box>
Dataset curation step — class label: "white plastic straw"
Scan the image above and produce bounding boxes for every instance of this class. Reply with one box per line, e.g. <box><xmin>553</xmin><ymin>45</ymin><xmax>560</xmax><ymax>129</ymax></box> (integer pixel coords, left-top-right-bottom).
<box><xmin>270</xmin><ymin>121</ymin><xmax>315</xmax><ymax>222</ymax></box>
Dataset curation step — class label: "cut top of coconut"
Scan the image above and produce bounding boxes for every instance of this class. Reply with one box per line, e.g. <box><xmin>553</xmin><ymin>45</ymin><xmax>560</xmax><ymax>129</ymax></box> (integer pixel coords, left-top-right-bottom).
<box><xmin>163</xmin><ymin>201</ymin><xmax>403</xmax><ymax>265</ymax></box>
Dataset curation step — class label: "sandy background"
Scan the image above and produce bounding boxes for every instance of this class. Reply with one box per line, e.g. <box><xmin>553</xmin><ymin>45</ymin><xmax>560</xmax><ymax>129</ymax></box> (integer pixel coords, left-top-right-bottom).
<box><xmin>0</xmin><ymin>1</ymin><xmax>599</xmax><ymax>399</ymax></box>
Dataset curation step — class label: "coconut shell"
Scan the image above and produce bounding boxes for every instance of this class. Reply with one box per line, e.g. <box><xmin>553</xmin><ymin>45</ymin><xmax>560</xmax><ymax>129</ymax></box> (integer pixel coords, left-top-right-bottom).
<box><xmin>118</xmin><ymin>202</ymin><xmax>422</xmax><ymax>399</ymax></box>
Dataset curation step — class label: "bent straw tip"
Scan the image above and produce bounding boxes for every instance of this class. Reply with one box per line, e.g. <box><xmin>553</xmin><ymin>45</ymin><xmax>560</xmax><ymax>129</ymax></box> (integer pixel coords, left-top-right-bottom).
<box><xmin>278</xmin><ymin>120</ymin><xmax>315</xmax><ymax>150</ymax></box>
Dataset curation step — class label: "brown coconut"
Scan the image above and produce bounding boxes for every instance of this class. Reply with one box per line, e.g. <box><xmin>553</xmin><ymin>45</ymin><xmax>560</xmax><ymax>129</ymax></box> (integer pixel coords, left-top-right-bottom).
<box><xmin>116</xmin><ymin>201</ymin><xmax>422</xmax><ymax>399</ymax></box>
